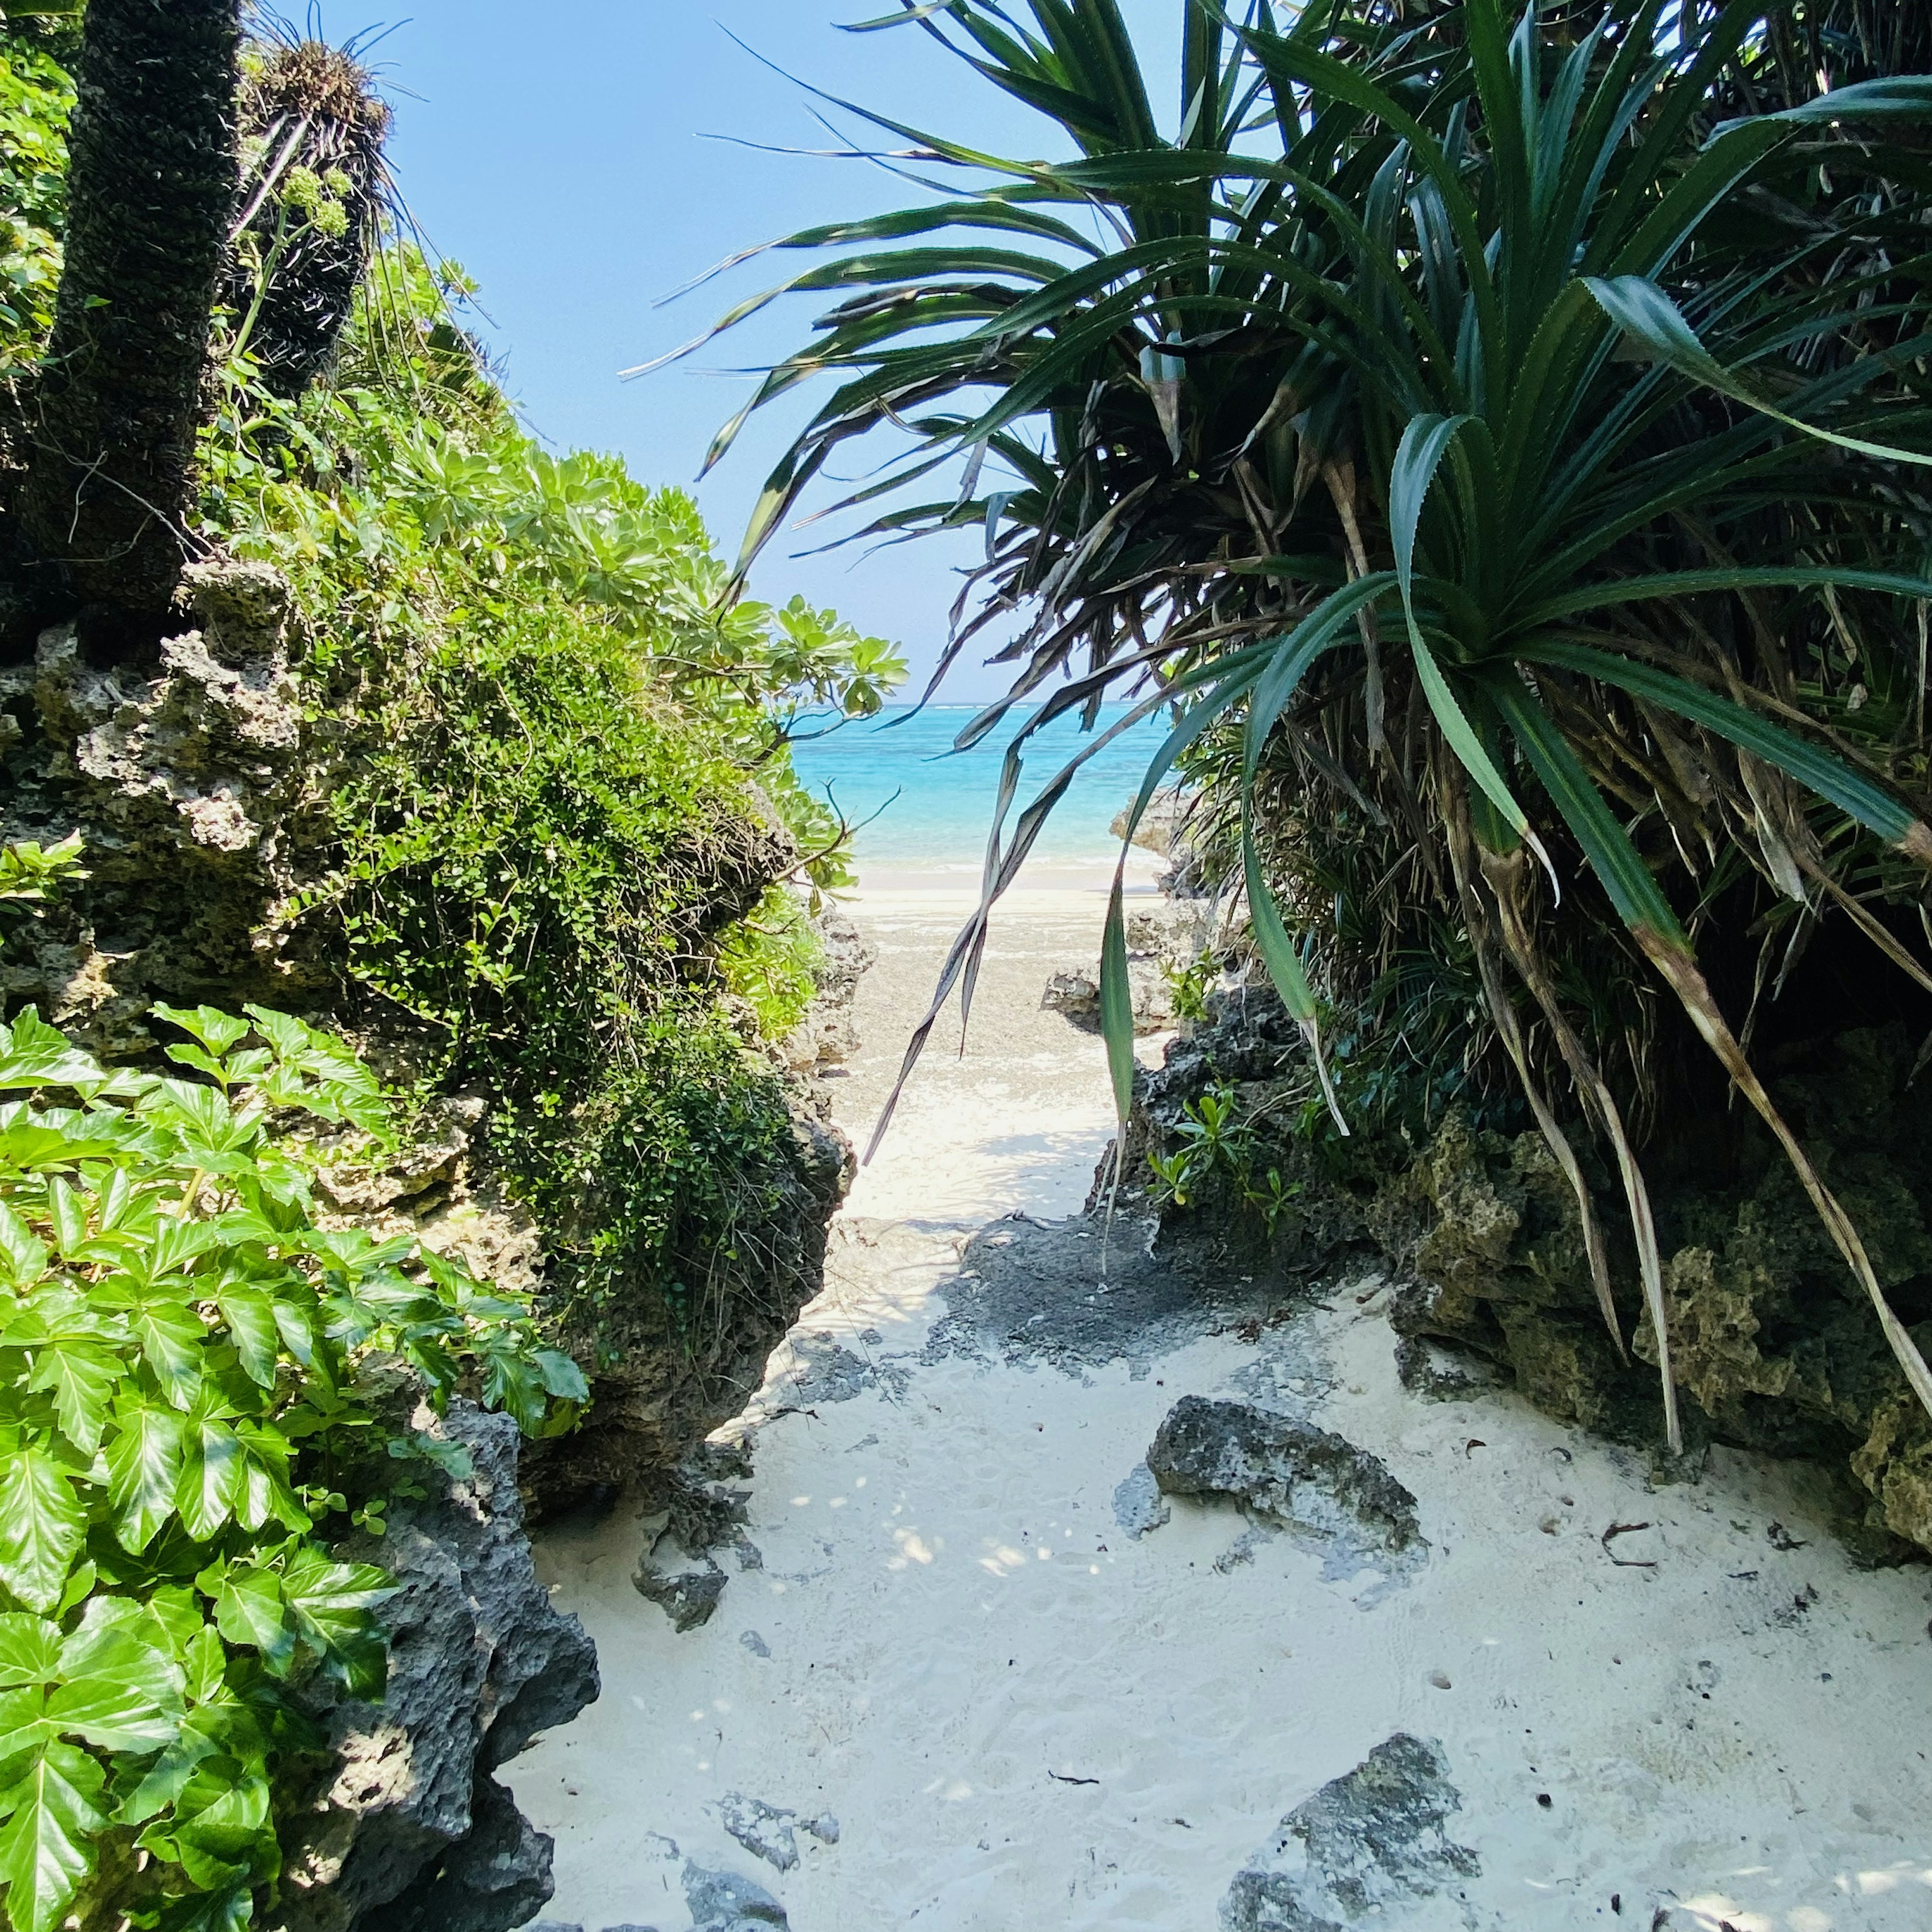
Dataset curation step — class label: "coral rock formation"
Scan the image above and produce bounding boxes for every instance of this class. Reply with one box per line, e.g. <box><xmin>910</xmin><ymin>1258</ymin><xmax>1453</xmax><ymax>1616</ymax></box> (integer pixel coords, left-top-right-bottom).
<box><xmin>269</xmin><ymin>1401</ymin><xmax>599</xmax><ymax>1932</ymax></box>
<box><xmin>1220</xmin><ymin>1733</ymin><xmax>1479</xmax><ymax>1931</ymax></box>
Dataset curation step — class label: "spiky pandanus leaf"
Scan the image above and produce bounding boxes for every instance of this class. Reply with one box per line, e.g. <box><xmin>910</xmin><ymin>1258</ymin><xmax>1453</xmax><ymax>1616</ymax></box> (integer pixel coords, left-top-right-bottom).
<box><xmin>697</xmin><ymin>0</ymin><xmax>1932</xmax><ymax>1446</ymax></box>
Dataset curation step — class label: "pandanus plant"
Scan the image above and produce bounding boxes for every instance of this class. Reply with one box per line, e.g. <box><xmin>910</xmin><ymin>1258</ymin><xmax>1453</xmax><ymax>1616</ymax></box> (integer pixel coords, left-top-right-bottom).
<box><xmin>681</xmin><ymin>0</ymin><xmax>1932</xmax><ymax>1450</ymax></box>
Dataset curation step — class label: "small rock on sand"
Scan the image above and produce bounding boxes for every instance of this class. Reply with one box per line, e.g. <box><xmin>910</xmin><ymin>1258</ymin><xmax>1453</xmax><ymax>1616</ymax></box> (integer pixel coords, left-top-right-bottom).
<box><xmin>1220</xmin><ymin>1732</ymin><xmax>1478</xmax><ymax>1929</ymax></box>
<box><xmin>1148</xmin><ymin>1395</ymin><xmax>1424</xmax><ymax>1558</ymax></box>
<box><xmin>683</xmin><ymin>1862</ymin><xmax>790</xmax><ymax>1929</ymax></box>
<box><xmin>632</xmin><ymin>1558</ymin><xmax>727</xmax><ymax>1632</ymax></box>
<box><xmin>718</xmin><ymin>1792</ymin><xmax>799</xmax><ymax>1872</ymax></box>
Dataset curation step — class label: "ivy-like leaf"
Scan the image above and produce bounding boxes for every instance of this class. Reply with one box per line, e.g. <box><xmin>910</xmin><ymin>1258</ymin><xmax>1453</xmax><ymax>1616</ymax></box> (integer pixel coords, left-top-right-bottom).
<box><xmin>150</xmin><ymin>1006</ymin><xmax>251</xmax><ymax>1059</ymax></box>
<box><xmin>177</xmin><ymin>1420</ymin><xmax>243</xmax><ymax>1543</ymax></box>
<box><xmin>0</xmin><ymin>1739</ymin><xmax>107</xmax><ymax>1932</ymax></box>
<box><xmin>58</xmin><ymin>1619</ymin><xmax>187</xmax><ymax>1708</ymax></box>
<box><xmin>0</xmin><ymin>1206</ymin><xmax>47</xmax><ymax>1293</ymax></box>
<box><xmin>280</xmin><ymin>1548</ymin><xmax>391</xmax><ymax>1692</ymax></box>
<box><xmin>43</xmin><ymin>1673</ymin><xmax>178</xmax><ymax>1754</ymax></box>
<box><xmin>0</xmin><ymin>1622</ymin><xmax>58</xmax><ymax>1692</ymax></box>
<box><xmin>0</xmin><ymin>1451</ymin><xmax>83</xmax><ymax>1615</ymax></box>
<box><xmin>0</xmin><ymin>1010</ymin><xmax>104</xmax><ymax>1093</ymax></box>
<box><xmin>26</xmin><ymin>1342</ymin><xmax>118</xmax><ymax>1457</ymax></box>
<box><xmin>105</xmin><ymin>1402</ymin><xmax>185</xmax><ymax>1554</ymax></box>
<box><xmin>132</xmin><ymin>1296</ymin><xmax>206</xmax><ymax>1409</ymax></box>
<box><xmin>213</xmin><ymin>1285</ymin><xmax>279</xmax><ymax>1390</ymax></box>
<box><xmin>41</xmin><ymin>1180</ymin><xmax>84</xmax><ymax>1261</ymax></box>
<box><xmin>532</xmin><ymin>1349</ymin><xmax>589</xmax><ymax>1403</ymax></box>
<box><xmin>211</xmin><ymin>1569</ymin><xmax>294</xmax><ymax>1676</ymax></box>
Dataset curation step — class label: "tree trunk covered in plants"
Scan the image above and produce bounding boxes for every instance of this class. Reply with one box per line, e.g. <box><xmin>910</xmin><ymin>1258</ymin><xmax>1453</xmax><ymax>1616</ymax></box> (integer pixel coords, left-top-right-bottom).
<box><xmin>21</xmin><ymin>0</ymin><xmax>239</xmax><ymax>616</ymax></box>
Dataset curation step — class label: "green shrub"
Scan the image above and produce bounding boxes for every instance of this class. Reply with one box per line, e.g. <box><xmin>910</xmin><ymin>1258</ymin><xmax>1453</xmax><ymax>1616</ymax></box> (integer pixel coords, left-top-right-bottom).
<box><xmin>0</xmin><ymin>25</ymin><xmax>68</xmax><ymax>375</ymax></box>
<box><xmin>0</xmin><ymin>994</ymin><xmax>583</xmax><ymax>1932</ymax></box>
<box><xmin>535</xmin><ymin>1007</ymin><xmax>803</xmax><ymax>1348</ymax></box>
<box><xmin>0</xmin><ymin>834</ymin><xmax>580</xmax><ymax>1932</ymax></box>
<box><xmin>188</xmin><ymin>246</ymin><xmax>904</xmax><ymax>1340</ymax></box>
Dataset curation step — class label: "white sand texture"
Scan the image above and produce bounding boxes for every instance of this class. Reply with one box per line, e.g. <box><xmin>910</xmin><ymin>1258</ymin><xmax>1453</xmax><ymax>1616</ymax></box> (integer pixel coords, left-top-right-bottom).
<box><xmin>510</xmin><ymin>885</ymin><xmax>1932</xmax><ymax>1932</ymax></box>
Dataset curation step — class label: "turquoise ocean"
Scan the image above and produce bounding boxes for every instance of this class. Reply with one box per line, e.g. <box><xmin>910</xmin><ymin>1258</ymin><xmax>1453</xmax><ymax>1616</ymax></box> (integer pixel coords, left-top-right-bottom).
<box><xmin>788</xmin><ymin>703</ymin><xmax>1168</xmax><ymax>879</ymax></box>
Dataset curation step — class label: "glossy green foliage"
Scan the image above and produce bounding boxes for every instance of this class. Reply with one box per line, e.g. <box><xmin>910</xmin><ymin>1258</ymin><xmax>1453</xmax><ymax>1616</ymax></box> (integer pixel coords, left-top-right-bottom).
<box><xmin>0</xmin><ymin>22</ymin><xmax>69</xmax><ymax>373</ymax></box>
<box><xmin>0</xmin><ymin>995</ymin><xmax>580</xmax><ymax>1932</ymax></box>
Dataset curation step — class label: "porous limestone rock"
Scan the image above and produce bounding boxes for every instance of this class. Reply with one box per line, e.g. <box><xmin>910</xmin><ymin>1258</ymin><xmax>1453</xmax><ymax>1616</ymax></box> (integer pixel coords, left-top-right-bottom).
<box><xmin>683</xmin><ymin>1864</ymin><xmax>790</xmax><ymax>1930</ymax></box>
<box><xmin>523</xmin><ymin>1108</ymin><xmax>853</xmax><ymax>1520</ymax></box>
<box><xmin>632</xmin><ymin>1440</ymin><xmax>761</xmax><ymax>1631</ymax></box>
<box><xmin>783</xmin><ymin>902</ymin><xmax>874</xmax><ymax>1075</ymax></box>
<box><xmin>1219</xmin><ymin>1733</ymin><xmax>1479</xmax><ymax>1930</ymax></box>
<box><xmin>0</xmin><ymin>557</ymin><xmax>317</xmax><ymax>1048</ymax></box>
<box><xmin>1133</xmin><ymin>977</ymin><xmax>1932</xmax><ymax>1561</ymax></box>
<box><xmin>717</xmin><ymin>1793</ymin><xmax>799</xmax><ymax>1873</ymax></box>
<box><xmin>1041</xmin><ymin>953</ymin><xmax>1174</xmax><ymax>1035</ymax></box>
<box><xmin>1148</xmin><ymin>1396</ymin><xmax>1424</xmax><ymax>1560</ymax></box>
<box><xmin>267</xmin><ymin>1401</ymin><xmax>599</xmax><ymax>1932</ymax></box>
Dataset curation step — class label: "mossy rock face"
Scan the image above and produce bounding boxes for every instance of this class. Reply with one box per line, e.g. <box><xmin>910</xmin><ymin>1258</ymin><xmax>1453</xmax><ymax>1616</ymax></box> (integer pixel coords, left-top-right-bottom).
<box><xmin>1134</xmin><ymin>988</ymin><xmax>1932</xmax><ymax>1559</ymax></box>
<box><xmin>1</xmin><ymin>556</ymin><xmax>859</xmax><ymax>1520</ymax></box>
<box><xmin>521</xmin><ymin>1099</ymin><xmax>853</xmax><ymax>1520</ymax></box>
<box><xmin>1377</xmin><ymin>1114</ymin><xmax>1682</xmax><ymax>1448</ymax></box>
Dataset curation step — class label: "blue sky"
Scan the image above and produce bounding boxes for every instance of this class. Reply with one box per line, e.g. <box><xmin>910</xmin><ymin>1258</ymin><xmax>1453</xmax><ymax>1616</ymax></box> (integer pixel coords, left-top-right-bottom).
<box><xmin>360</xmin><ymin>1</ymin><xmax>1173</xmax><ymax>702</ymax></box>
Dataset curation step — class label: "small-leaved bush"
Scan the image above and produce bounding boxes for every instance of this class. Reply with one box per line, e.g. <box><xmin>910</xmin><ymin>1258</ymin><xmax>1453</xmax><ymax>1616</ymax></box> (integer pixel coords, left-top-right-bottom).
<box><xmin>188</xmin><ymin>243</ymin><xmax>904</xmax><ymax>1342</ymax></box>
<box><xmin>0</xmin><ymin>21</ymin><xmax>68</xmax><ymax>378</ymax></box>
<box><xmin>0</xmin><ymin>841</ymin><xmax>583</xmax><ymax>1932</ymax></box>
<box><xmin>549</xmin><ymin>1011</ymin><xmax>807</xmax><ymax>1355</ymax></box>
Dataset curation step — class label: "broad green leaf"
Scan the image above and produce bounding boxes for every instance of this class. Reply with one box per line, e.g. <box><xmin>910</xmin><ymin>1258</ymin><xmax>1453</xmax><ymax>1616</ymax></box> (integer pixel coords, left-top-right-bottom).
<box><xmin>0</xmin><ymin>1012</ymin><xmax>103</xmax><ymax>1093</ymax></box>
<box><xmin>106</xmin><ymin>1403</ymin><xmax>185</xmax><ymax>1553</ymax></box>
<box><xmin>280</xmin><ymin>1548</ymin><xmax>393</xmax><ymax>1664</ymax></box>
<box><xmin>214</xmin><ymin>1285</ymin><xmax>280</xmax><ymax>1390</ymax></box>
<box><xmin>41</xmin><ymin>1181</ymin><xmax>83</xmax><ymax>1261</ymax></box>
<box><xmin>150</xmin><ymin>1005</ymin><xmax>250</xmax><ymax>1058</ymax></box>
<box><xmin>0</xmin><ymin>1689</ymin><xmax>52</xmax><ymax>1767</ymax></box>
<box><xmin>118</xmin><ymin>1707</ymin><xmax>229</xmax><ymax>1825</ymax></box>
<box><xmin>0</xmin><ymin>1622</ymin><xmax>57</xmax><ymax>1692</ymax></box>
<box><xmin>232</xmin><ymin>1431</ymin><xmax>305</xmax><ymax>1536</ymax></box>
<box><xmin>26</xmin><ymin>1343</ymin><xmax>118</xmax><ymax>1457</ymax></box>
<box><xmin>153</xmin><ymin>1880</ymin><xmax>254</xmax><ymax>1932</ymax></box>
<box><xmin>481</xmin><ymin>1346</ymin><xmax>544</xmax><ymax>1432</ymax></box>
<box><xmin>52</xmin><ymin>1566</ymin><xmax>92</xmax><ymax>1620</ymax></box>
<box><xmin>212</xmin><ymin>1569</ymin><xmax>295</xmax><ymax>1676</ymax></box>
<box><xmin>0</xmin><ymin>1741</ymin><xmax>106</xmax><ymax>1932</ymax></box>
<box><xmin>532</xmin><ymin>1349</ymin><xmax>589</xmax><ymax>1403</ymax></box>
<box><xmin>270</xmin><ymin>1295</ymin><xmax>316</xmax><ymax>1370</ymax></box>
<box><xmin>0</xmin><ymin>1206</ymin><xmax>47</xmax><ymax>1292</ymax></box>
<box><xmin>58</xmin><ymin>1620</ymin><xmax>186</xmax><ymax>1707</ymax></box>
<box><xmin>44</xmin><ymin>1673</ymin><xmax>178</xmax><ymax>1753</ymax></box>
<box><xmin>163</xmin><ymin>1043</ymin><xmax>231</xmax><ymax>1084</ymax></box>
<box><xmin>177</xmin><ymin>1420</ymin><xmax>243</xmax><ymax>1542</ymax></box>
<box><xmin>133</xmin><ymin>1297</ymin><xmax>205</xmax><ymax>1408</ymax></box>
<box><xmin>0</xmin><ymin>1452</ymin><xmax>82</xmax><ymax>1615</ymax></box>
<box><xmin>183</xmin><ymin>1626</ymin><xmax>226</xmax><ymax>1706</ymax></box>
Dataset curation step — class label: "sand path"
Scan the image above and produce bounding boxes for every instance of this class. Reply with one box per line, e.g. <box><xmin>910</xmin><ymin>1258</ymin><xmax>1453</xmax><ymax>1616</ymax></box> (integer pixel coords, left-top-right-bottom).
<box><xmin>509</xmin><ymin>886</ymin><xmax>1932</xmax><ymax>1932</ymax></box>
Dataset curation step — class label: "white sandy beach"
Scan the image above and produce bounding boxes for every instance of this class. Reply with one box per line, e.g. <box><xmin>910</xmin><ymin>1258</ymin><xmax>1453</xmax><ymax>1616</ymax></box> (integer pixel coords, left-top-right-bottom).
<box><xmin>508</xmin><ymin>883</ymin><xmax>1932</xmax><ymax>1932</ymax></box>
